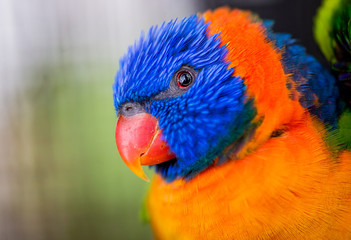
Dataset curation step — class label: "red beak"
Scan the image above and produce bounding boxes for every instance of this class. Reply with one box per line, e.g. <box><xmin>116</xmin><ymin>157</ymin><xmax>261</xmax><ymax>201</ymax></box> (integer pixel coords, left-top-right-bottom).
<box><xmin>115</xmin><ymin>113</ymin><xmax>176</xmax><ymax>181</ymax></box>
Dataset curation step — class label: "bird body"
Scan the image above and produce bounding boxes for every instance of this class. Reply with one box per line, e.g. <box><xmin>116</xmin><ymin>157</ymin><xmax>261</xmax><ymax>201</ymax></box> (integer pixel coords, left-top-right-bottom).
<box><xmin>148</xmin><ymin>117</ymin><xmax>351</xmax><ymax>239</ymax></box>
<box><xmin>113</xmin><ymin>3</ymin><xmax>351</xmax><ymax>240</ymax></box>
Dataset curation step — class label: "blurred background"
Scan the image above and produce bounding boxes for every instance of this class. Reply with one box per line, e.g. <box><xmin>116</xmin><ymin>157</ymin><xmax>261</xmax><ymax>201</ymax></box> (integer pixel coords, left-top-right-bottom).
<box><xmin>0</xmin><ymin>0</ymin><xmax>321</xmax><ymax>239</ymax></box>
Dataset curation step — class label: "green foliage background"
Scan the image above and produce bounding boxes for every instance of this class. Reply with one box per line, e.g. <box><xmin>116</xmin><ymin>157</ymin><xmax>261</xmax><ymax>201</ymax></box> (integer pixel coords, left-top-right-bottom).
<box><xmin>11</xmin><ymin>62</ymin><xmax>153</xmax><ymax>240</ymax></box>
<box><xmin>0</xmin><ymin>1</ymin><xmax>199</xmax><ymax>239</ymax></box>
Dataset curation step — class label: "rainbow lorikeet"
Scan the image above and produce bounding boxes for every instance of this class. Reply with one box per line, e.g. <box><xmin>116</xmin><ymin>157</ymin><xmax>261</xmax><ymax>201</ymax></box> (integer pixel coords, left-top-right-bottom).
<box><xmin>113</xmin><ymin>0</ymin><xmax>351</xmax><ymax>239</ymax></box>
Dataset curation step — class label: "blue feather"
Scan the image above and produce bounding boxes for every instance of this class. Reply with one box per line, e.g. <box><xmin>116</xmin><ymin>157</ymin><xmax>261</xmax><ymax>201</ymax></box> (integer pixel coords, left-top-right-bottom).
<box><xmin>113</xmin><ymin>16</ymin><xmax>256</xmax><ymax>181</ymax></box>
<box><xmin>264</xmin><ymin>20</ymin><xmax>340</xmax><ymax>126</ymax></box>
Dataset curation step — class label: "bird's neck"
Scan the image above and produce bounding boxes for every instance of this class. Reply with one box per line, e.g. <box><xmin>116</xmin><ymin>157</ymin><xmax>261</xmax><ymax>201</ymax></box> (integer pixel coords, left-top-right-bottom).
<box><xmin>147</xmin><ymin>115</ymin><xmax>351</xmax><ymax>239</ymax></box>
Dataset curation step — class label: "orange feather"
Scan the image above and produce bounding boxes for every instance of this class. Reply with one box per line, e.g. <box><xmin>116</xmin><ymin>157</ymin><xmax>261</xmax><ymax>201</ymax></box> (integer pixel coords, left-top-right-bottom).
<box><xmin>148</xmin><ymin>115</ymin><xmax>351</xmax><ymax>239</ymax></box>
<box><xmin>146</xmin><ymin>8</ymin><xmax>351</xmax><ymax>239</ymax></box>
<box><xmin>203</xmin><ymin>8</ymin><xmax>306</xmax><ymax>159</ymax></box>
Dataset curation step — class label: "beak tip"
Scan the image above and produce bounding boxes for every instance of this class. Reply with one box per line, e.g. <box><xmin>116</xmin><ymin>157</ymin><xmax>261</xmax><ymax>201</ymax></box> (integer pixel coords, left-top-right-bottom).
<box><xmin>121</xmin><ymin>154</ymin><xmax>150</xmax><ymax>182</ymax></box>
<box><xmin>116</xmin><ymin>113</ymin><xmax>173</xmax><ymax>182</ymax></box>
<box><xmin>126</xmin><ymin>164</ymin><xmax>150</xmax><ymax>182</ymax></box>
<box><xmin>137</xmin><ymin>170</ymin><xmax>150</xmax><ymax>182</ymax></box>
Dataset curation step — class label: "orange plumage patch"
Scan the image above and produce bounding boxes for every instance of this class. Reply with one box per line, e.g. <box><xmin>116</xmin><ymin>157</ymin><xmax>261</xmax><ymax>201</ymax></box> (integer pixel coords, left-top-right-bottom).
<box><xmin>146</xmin><ymin>8</ymin><xmax>351</xmax><ymax>240</ymax></box>
<box><xmin>203</xmin><ymin>8</ymin><xmax>305</xmax><ymax>157</ymax></box>
<box><xmin>148</xmin><ymin>115</ymin><xmax>351</xmax><ymax>239</ymax></box>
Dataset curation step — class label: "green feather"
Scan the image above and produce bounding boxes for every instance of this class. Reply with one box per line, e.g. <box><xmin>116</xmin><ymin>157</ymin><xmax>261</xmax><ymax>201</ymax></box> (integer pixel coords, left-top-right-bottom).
<box><xmin>314</xmin><ymin>0</ymin><xmax>343</xmax><ymax>62</ymax></box>
<box><xmin>338</xmin><ymin>109</ymin><xmax>351</xmax><ymax>149</ymax></box>
<box><xmin>140</xmin><ymin>194</ymin><xmax>150</xmax><ymax>224</ymax></box>
<box><xmin>314</xmin><ymin>0</ymin><xmax>351</xmax><ymax>67</ymax></box>
<box><xmin>315</xmin><ymin>0</ymin><xmax>351</xmax><ymax>109</ymax></box>
<box><xmin>332</xmin><ymin>1</ymin><xmax>351</xmax><ymax>71</ymax></box>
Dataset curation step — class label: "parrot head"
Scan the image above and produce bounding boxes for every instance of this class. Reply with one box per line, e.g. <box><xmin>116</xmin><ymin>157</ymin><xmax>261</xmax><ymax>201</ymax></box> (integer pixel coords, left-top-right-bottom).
<box><xmin>113</xmin><ymin>8</ymin><xmax>337</xmax><ymax>182</ymax></box>
<box><xmin>113</xmin><ymin>15</ymin><xmax>256</xmax><ymax>182</ymax></box>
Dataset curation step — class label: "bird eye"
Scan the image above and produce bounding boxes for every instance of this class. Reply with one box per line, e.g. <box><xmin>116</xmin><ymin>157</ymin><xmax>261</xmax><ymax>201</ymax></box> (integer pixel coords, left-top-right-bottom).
<box><xmin>176</xmin><ymin>70</ymin><xmax>193</xmax><ymax>88</ymax></box>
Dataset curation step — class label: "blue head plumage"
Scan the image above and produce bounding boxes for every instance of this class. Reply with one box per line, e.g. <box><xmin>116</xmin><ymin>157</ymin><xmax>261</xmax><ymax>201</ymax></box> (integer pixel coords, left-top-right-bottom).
<box><xmin>113</xmin><ymin>15</ymin><xmax>256</xmax><ymax>181</ymax></box>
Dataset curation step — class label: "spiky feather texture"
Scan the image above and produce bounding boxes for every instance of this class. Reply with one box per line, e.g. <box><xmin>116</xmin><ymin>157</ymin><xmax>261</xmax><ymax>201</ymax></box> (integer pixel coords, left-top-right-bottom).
<box><xmin>114</xmin><ymin>8</ymin><xmax>345</xmax><ymax>181</ymax></box>
<box><xmin>144</xmin><ymin>8</ymin><xmax>351</xmax><ymax>239</ymax></box>
<box><xmin>114</xmin><ymin>16</ymin><xmax>234</xmax><ymax>109</ymax></box>
<box><xmin>113</xmin><ymin>16</ymin><xmax>256</xmax><ymax>181</ymax></box>
<box><xmin>114</xmin><ymin>6</ymin><xmax>351</xmax><ymax>240</ymax></box>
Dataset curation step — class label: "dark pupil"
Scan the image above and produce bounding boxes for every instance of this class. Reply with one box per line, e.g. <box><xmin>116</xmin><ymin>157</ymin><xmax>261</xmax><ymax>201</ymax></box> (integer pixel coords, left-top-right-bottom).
<box><xmin>178</xmin><ymin>71</ymin><xmax>192</xmax><ymax>87</ymax></box>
